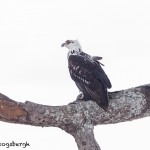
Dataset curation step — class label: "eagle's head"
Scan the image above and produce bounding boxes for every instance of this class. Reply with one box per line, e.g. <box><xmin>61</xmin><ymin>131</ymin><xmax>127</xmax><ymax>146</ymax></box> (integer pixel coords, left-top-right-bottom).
<box><xmin>61</xmin><ymin>40</ymin><xmax>82</xmax><ymax>53</ymax></box>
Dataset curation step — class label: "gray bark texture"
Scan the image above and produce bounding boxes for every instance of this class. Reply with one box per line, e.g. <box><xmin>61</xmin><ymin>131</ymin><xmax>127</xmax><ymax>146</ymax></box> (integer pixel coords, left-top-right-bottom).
<box><xmin>0</xmin><ymin>84</ymin><xmax>150</xmax><ymax>150</ymax></box>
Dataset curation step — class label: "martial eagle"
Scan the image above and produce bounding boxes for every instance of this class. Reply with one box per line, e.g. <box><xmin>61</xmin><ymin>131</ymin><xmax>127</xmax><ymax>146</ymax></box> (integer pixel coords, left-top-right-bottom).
<box><xmin>61</xmin><ymin>40</ymin><xmax>112</xmax><ymax>111</ymax></box>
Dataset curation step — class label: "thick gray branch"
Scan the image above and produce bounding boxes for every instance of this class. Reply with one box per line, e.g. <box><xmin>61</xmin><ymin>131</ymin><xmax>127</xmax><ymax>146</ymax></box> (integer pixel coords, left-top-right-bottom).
<box><xmin>0</xmin><ymin>84</ymin><xmax>150</xmax><ymax>150</ymax></box>
<box><xmin>73</xmin><ymin>125</ymin><xmax>101</xmax><ymax>150</ymax></box>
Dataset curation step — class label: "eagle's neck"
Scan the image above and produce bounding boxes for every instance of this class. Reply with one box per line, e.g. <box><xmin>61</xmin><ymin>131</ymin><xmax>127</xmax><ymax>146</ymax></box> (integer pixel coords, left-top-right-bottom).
<box><xmin>67</xmin><ymin>45</ymin><xmax>82</xmax><ymax>58</ymax></box>
<box><xmin>69</xmin><ymin>43</ymin><xmax>82</xmax><ymax>52</ymax></box>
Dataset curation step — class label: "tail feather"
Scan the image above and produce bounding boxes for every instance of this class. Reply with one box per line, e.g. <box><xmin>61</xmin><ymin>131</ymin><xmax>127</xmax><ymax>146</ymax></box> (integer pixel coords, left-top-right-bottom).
<box><xmin>75</xmin><ymin>82</ymin><xmax>109</xmax><ymax>111</ymax></box>
<box><xmin>85</xmin><ymin>86</ymin><xmax>109</xmax><ymax>111</ymax></box>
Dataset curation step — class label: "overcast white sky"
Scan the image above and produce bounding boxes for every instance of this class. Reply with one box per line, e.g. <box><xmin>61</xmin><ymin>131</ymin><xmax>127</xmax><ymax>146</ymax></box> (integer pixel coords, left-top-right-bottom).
<box><xmin>0</xmin><ymin>0</ymin><xmax>150</xmax><ymax>150</ymax></box>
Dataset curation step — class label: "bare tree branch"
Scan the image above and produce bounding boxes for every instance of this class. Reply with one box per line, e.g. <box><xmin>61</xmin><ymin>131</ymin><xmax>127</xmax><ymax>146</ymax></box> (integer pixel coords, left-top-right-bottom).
<box><xmin>73</xmin><ymin>125</ymin><xmax>101</xmax><ymax>150</ymax></box>
<box><xmin>0</xmin><ymin>84</ymin><xmax>150</xmax><ymax>150</ymax></box>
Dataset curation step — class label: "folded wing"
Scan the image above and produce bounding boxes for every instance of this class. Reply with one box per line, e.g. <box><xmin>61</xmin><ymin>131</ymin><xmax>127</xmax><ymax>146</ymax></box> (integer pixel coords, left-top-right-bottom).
<box><xmin>68</xmin><ymin>55</ymin><xmax>111</xmax><ymax>110</ymax></box>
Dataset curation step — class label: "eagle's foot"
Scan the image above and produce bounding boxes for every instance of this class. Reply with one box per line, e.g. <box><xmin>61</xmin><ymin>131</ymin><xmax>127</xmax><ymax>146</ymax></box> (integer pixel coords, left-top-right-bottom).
<box><xmin>76</xmin><ymin>93</ymin><xmax>85</xmax><ymax>100</ymax></box>
<box><xmin>68</xmin><ymin>93</ymin><xmax>86</xmax><ymax>105</ymax></box>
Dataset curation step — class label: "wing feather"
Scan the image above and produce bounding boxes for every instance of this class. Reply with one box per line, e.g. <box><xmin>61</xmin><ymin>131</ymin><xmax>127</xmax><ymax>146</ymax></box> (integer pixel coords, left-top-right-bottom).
<box><xmin>68</xmin><ymin>54</ymin><xmax>111</xmax><ymax>110</ymax></box>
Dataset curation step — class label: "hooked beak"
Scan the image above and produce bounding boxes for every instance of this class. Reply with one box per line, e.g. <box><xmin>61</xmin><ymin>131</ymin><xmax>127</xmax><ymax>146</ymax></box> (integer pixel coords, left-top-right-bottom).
<box><xmin>61</xmin><ymin>43</ymin><xmax>66</xmax><ymax>47</ymax></box>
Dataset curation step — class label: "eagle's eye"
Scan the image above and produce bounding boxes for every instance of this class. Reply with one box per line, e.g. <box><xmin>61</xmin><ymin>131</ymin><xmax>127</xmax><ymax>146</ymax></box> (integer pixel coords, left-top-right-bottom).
<box><xmin>66</xmin><ymin>40</ymin><xmax>70</xmax><ymax>44</ymax></box>
<box><xmin>66</xmin><ymin>40</ymin><xmax>74</xmax><ymax>45</ymax></box>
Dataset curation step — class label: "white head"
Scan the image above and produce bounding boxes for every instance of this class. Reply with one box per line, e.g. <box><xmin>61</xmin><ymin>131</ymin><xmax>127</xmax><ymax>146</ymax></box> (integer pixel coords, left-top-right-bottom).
<box><xmin>61</xmin><ymin>40</ymin><xmax>82</xmax><ymax>53</ymax></box>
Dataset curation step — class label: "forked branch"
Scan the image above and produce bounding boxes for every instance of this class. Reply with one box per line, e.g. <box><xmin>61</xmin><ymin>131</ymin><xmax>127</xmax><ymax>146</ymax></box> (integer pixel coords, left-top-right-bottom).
<box><xmin>0</xmin><ymin>84</ymin><xmax>150</xmax><ymax>150</ymax></box>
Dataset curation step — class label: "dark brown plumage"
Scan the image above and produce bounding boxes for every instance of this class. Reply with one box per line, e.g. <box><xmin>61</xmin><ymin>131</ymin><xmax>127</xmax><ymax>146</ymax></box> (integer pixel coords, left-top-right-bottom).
<box><xmin>61</xmin><ymin>40</ymin><xmax>112</xmax><ymax>111</ymax></box>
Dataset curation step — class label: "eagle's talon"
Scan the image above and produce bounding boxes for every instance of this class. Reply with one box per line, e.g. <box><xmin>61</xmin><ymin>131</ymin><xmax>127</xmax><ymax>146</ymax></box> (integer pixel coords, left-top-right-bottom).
<box><xmin>76</xmin><ymin>93</ymin><xmax>84</xmax><ymax>100</ymax></box>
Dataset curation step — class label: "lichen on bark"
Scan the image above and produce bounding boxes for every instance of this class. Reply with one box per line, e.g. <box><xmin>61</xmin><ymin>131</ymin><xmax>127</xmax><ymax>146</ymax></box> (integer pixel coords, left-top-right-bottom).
<box><xmin>0</xmin><ymin>84</ymin><xmax>150</xmax><ymax>150</ymax></box>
